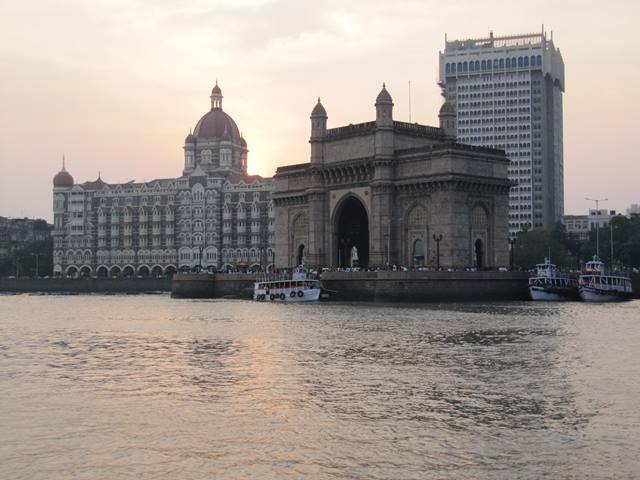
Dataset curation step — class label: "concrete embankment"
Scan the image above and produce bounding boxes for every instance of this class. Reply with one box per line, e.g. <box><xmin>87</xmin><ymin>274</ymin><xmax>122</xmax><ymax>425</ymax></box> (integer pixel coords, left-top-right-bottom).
<box><xmin>171</xmin><ymin>271</ymin><xmax>531</xmax><ymax>302</ymax></box>
<box><xmin>0</xmin><ymin>277</ymin><xmax>171</xmax><ymax>293</ymax></box>
<box><xmin>171</xmin><ymin>273</ymin><xmax>256</xmax><ymax>299</ymax></box>
<box><xmin>319</xmin><ymin>271</ymin><xmax>531</xmax><ymax>302</ymax></box>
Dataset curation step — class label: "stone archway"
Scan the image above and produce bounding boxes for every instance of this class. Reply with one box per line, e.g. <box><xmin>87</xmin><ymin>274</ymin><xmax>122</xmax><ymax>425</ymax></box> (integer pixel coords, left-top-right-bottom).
<box><xmin>335</xmin><ymin>196</ymin><xmax>369</xmax><ymax>267</ymax></box>
<box><xmin>66</xmin><ymin>266</ymin><xmax>79</xmax><ymax>278</ymax></box>
<box><xmin>138</xmin><ymin>265</ymin><xmax>150</xmax><ymax>278</ymax></box>
<box><xmin>96</xmin><ymin>266</ymin><xmax>108</xmax><ymax>278</ymax></box>
<box><xmin>474</xmin><ymin>238</ymin><xmax>483</xmax><ymax>269</ymax></box>
<box><xmin>151</xmin><ymin>265</ymin><xmax>164</xmax><ymax>277</ymax></box>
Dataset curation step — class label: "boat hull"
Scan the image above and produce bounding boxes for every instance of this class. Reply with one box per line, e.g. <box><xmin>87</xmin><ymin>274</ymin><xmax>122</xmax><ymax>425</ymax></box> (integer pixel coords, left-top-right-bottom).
<box><xmin>579</xmin><ymin>287</ymin><xmax>632</xmax><ymax>302</ymax></box>
<box><xmin>529</xmin><ymin>287</ymin><xmax>577</xmax><ymax>301</ymax></box>
<box><xmin>254</xmin><ymin>288</ymin><xmax>321</xmax><ymax>303</ymax></box>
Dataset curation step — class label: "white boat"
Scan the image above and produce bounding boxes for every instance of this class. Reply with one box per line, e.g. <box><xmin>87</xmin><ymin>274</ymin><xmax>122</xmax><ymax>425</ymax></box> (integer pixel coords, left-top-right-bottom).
<box><xmin>253</xmin><ymin>266</ymin><xmax>322</xmax><ymax>302</ymax></box>
<box><xmin>528</xmin><ymin>257</ymin><xmax>578</xmax><ymax>301</ymax></box>
<box><xmin>578</xmin><ymin>256</ymin><xmax>633</xmax><ymax>302</ymax></box>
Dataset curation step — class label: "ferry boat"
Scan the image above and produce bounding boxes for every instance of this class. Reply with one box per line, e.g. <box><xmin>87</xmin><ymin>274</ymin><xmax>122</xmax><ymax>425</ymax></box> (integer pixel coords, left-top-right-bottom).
<box><xmin>253</xmin><ymin>266</ymin><xmax>322</xmax><ymax>302</ymax></box>
<box><xmin>528</xmin><ymin>257</ymin><xmax>578</xmax><ymax>301</ymax></box>
<box><xmin>578</xmin><ymin>256</ymin><xmax>633</xmax><ymax>302</ymax></box>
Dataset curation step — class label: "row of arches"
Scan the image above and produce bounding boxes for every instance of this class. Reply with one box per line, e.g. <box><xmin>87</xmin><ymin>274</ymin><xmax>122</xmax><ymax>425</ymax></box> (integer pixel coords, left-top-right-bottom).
<box><xmin>65</xmin><ymin>264</ymin><xmax>178</xmax><ymax>278</ymax></box>
<box><xmin>445</xmin><ymin>55</ymin><xmax>542</xmax><ymax>74</ymax></box>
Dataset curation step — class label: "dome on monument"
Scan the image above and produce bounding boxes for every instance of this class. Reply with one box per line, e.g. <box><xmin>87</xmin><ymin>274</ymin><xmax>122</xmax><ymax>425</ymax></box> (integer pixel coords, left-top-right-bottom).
<box><xmin>192</xmin><ymin>82</ymin><xmax>242</xmax><ymax>141</ymax></box>
<box><xmin>311</xmin><ymin>98</ymin><xmax>327</xmax><ymax>117</ymax></box>
<box><xmin>375</xmin><ymin>83</ymin><xmax>393</xmax><ymax>104</ymax></box>
<box><xmin>53</xmin><ymin>157</ymin><xmax>74</xmax><ymax>187</ymax></box>
<box><xmin>439</xmin><ymin>100</ymin><xmax>455</xmax><ymax>115</ymax></box>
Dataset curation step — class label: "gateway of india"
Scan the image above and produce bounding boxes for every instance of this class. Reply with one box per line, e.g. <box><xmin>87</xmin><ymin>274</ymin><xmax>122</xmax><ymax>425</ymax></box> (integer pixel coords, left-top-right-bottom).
<box><xmin>52</xmin><ymin>81</ymin><xmax>510</xmax><ymax>277</ymax></box>
<box><xmin>274</xmin><ymin>84</ymin><xmax>510</xmax><ymax>269</ymax></box>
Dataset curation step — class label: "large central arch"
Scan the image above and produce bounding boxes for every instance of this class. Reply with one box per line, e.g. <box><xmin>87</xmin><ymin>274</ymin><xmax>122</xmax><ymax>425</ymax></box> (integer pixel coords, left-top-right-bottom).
<box><xmin>335</xmin><ymin>196</ymin><xmax>369</xmax><ymax>267</ymax></box>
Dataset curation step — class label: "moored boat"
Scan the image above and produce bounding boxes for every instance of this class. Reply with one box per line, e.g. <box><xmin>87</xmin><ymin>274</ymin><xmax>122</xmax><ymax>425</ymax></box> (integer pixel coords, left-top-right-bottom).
<box><xmin>528</xmin><ymin>257</ymin><xmax>578</xmax><ymax>301</ymax></box>
<box><xmin>253</xmin><ymin>266</ymin><xmax>322</xmax><ymax>302</ymax></box>
<box><xmin>578</xmin><ymin>256</ymin><xmax>633</xmax><ymax>302</ymax></box>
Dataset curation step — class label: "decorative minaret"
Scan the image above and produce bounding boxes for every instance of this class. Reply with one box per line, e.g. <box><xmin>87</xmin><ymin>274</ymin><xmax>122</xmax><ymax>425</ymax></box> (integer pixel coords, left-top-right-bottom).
<box><xmin>310</xmin><ymin>98</ymin><xmax>327</xmax><ymax>165</ymax></box>
<box><xmin>438</xmin><ymin>100</ymin><xmax>457</xmax><ymax>139</ymax></box>
<box><xmin>210</xmin><ymin>80</ymin><xmax>223</xmax><ymax>110</ymax></box>
<box><xmin>374</xmin><ymin>83</ymin><xmax>394</xmax><ymax>158</ymax></box>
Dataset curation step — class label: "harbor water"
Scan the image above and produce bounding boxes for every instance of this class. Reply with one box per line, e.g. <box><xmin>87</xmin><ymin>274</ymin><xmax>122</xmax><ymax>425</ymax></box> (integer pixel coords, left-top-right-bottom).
<box><xmin>1</xmin><ymin>294</ymin><xmax>639</xmax><ymax>479</ymax></box>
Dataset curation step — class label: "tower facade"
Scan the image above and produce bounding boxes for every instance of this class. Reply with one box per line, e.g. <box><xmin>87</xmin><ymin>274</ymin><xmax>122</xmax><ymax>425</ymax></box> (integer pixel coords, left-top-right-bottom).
<box><xmin>438</xmin><ymin>29</ymin><xmax>565</xmax><ymax>236</ymax></box>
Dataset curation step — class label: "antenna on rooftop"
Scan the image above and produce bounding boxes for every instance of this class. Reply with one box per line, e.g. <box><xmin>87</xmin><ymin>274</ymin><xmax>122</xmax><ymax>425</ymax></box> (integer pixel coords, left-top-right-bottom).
<box><xmin>408</xmin><ymin>80</ymin><xmax>412</xmax><ymax>123</ymax></box>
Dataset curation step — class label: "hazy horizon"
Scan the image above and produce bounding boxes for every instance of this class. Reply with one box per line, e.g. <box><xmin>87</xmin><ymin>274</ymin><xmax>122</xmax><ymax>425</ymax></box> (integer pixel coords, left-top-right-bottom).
<box><xmin>1</xmin><ymin>0</ymin><xmax>639</xmax><ymax>221</ymax></box>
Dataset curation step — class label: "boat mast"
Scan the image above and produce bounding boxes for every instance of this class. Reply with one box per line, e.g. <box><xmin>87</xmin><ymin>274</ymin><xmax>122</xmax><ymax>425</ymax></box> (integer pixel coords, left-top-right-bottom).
<box><xmin>586</xmin><ymin>197</ymin><xmax>607</xmax><ymax>258</ymax></box>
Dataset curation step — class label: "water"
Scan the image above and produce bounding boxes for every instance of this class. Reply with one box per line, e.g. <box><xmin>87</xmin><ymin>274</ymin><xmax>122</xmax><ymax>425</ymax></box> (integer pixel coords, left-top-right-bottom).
<box><xmin>1</xmin><ymin>295</ymin><xmax>639</xmax><ymax>479</ymax></box>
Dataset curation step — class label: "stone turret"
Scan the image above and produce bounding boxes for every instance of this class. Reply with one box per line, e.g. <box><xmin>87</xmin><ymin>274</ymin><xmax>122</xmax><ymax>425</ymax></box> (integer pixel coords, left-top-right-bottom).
<box><xmin>310</xmin><ymin>98</ymin><xmax>327</xmax><ymax>165</ymax></box>
<box><xmin>374</xmin><ymin>84</ymin><xmax>394</xmax><ymax>159</ymax></box>
<box><xmin>439</xmin><ymin>100</ymin><xmax>457</xmax><ymax>139</ymax></box>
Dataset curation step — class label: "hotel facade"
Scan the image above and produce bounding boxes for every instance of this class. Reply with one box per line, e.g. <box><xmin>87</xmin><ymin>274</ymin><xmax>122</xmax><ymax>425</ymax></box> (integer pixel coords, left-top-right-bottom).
<box><xmin>52</xmin><ymin>84</ymin><xmax>274</xmax><ymax>278</ymax></box>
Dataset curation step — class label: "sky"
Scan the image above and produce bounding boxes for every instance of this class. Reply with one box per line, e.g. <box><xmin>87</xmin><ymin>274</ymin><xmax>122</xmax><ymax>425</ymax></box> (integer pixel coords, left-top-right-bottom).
<box><xmin>1</xmin><ymin>0</ymin><xmax>639</xmax><ymax>221</ymax></box>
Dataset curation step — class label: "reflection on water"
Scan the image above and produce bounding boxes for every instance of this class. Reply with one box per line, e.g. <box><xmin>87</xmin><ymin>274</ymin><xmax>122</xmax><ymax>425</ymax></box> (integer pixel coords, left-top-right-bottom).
<box><xmin>1</xmin><ymin>295</ymin><xmax>639</xmax><ymax>479</ymax></box>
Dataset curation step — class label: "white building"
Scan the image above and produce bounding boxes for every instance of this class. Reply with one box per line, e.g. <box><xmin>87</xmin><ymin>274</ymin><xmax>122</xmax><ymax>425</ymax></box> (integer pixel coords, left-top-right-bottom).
<box><xmin>438</xmin><ymin>29</ymin><xmax>565</xmax><ymax>236</ymax></box>
<box><xmin>52</xmin><ymin>83</ymin><xmax>275</xmax><ymax>278</ymax></box>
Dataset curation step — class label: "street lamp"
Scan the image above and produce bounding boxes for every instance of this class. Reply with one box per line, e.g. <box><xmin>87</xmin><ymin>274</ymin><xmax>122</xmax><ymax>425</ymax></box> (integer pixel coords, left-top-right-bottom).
<box><xmin>432</xmin><ymin>233</ymin><xmax>443</xmax><ymax>270</ymax></box>
<box><xmin>585</xmin><ymin>197</ymin><xmax>607</xmax><ymax>257</ymax></box>
<box><xmin>508</xmin><ymin>238</ymin><xmax>516</xmax><ymax>270</ymax></box>
<box><xmin>31</xmin><ymin>253</ymin><xmax>40</xmax><ymax>278</ymax></box>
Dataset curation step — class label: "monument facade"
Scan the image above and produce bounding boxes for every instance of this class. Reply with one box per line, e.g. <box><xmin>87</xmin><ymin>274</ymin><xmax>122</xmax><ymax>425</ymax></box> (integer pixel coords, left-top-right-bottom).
<box><xmin>273</xmin><ymin>84</ymin><xmax>511</xmax><ymax>269</ymax></box>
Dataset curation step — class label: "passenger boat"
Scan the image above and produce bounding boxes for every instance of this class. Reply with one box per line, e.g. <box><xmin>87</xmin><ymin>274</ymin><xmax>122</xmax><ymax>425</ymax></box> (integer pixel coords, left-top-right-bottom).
<box><xmin>578</xmin><ymin>256</ymin><xmax>633</xmax><ymax>302</ymax></box>
<box><xmin>528</xmin><ymin>257</ymin><xmax>578</xmax><ymax>301</ymax></box>
<box><xmin>253</xmin><ymin>266</ymin><xmax>322</xmax><ymax>302</ymax></box>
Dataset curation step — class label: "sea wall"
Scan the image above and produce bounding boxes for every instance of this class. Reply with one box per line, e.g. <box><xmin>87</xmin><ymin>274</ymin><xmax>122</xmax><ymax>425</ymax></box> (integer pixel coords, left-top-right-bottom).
<box><xmin>319</xmin><ymin>271</ymin><xmax>530</xmax><ymax>302</ymax></box>
<box><xmin>171</xmin><ymin>273</ymin><xmax>256</xmax><ymax>299</ymax></box>
<box><xmin>0</xmin><ymin>277</ymin><xmax>171</xmax><ymax>293</ymax></box>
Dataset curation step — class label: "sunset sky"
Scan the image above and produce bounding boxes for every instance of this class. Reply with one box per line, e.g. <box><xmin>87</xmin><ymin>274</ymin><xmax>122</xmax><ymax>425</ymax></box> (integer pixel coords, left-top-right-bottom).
<box><xmin>1</xmin><ymin>0</ymin><xmax>639</xmax><ymax>221</ymax></box>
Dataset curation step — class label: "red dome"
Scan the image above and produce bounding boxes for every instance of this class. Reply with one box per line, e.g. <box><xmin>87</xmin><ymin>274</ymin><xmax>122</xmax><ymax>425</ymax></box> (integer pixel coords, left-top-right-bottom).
<box><xmin>53</xmin><ymin>169</ymin><xmax>74</xmax><ymax>187</ymax></box>
<box><xmin>193</xmin><ymin>109</ymin><xmax>241</xmax><ymax>141</ymax></box>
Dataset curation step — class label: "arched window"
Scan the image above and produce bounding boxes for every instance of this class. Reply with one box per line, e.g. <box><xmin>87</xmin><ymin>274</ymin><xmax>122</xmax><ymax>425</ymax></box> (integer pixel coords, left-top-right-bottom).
<box><xmin>475</xmin><ymin>60</ymin><xmax>480</xmax><ymax>71</ymax></box>
<box><xmin>457</xmin><ymin>62</ymin><xmax>462</xmax><ymax>72</ymax></box>
<box><xmin>445</xmin><ymin>63</ymin><xmax>451</xmax><ymax>73</ymax></box>
<box><xmin>493</xmin><ymin>59</ymin><xmax>499</xmax><ymax>69</ymax></box>
<box><xmin>407</xmin><ymin>205</ymin><xmax>427</xmax><ymax>227</ymax></box>
<box><xmin>530</xmin><ymin>55</ymin><xmax>535</xmax><ymax>67</ymax></box>
<box><xmin>536</xmin><ymin>55</ymin><xmax>542</xmax><ymax>66</ymax></box>
<box><xmin>518</xmin><ymin>57</ymin><xmax>523</xmax><ymax>68</ymax></box>
<box><xmin>512</xmin><ymin>57</ymin><xmax>517</xmax><ymax>67</ymax></box>
<box><xmin>469</xmin><ymin>61</ymin><xmax>475</xmax><ymax>72</ymax></box>
<box><xmin>506</xmin><ymin>57</ymin><xmax>511</xmax><ymax>68</ymax></box>
<box><xmin>499</xmin><ymin>58</ymin><xmax>504</xmax><ymax>69</ymax></box>
<box><xmin>524</xmin><ymin>56</ymin><xmax>529</xmax><ymax>67</ymax></box>
<box><xmin>451</xmin><ymin>63</ymin><xmax>456</xmax><ymax>73</ymax></box>
<box><xmin>481</xmin><ymin>60</ymin><xmax>487</xmax><ymax>70</ymax></box>
<box><xmin>412</xmin><ymin>239</ymin><xmax>425</xmax><ymax>267</ymax></box>
<box><xmin>463</xmin><ymin>61</ymin><xmax>468</xmax><ymax>72</ymax></box>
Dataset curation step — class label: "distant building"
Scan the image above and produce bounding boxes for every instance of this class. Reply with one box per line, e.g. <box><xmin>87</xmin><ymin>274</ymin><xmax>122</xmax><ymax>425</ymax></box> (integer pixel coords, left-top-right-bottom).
<box><xmin>563</xmin><ymin>215</ymin><xmax>589</xmax><ymax>241</ymax></box>
<box><xmin>52</xmin><ymin>83</ymin><xmax>275</xmax><ymax>278</ymax></box>
<box><xmin>626</xmin><ymin>204</ymin><xmax>640</xmax><ymax>217</ymax></box>
<box><xmin>438</xmin><ymin>29</ymin><xmax>565</xmax><ymax>236</ymax></box>
<box><xmin>0</xmin><ymin>217</ymin><xmax>51</xmax><ymax>257</ymax></box>
<box><xmin>274</xmin><ymin>85</ymin><xmax>511</xmax><ymax>269</ymax></box>
<box><xmin>563</xmin><ymin>209</ymin><xmax>617</xmax><ymax>241</ymax></box>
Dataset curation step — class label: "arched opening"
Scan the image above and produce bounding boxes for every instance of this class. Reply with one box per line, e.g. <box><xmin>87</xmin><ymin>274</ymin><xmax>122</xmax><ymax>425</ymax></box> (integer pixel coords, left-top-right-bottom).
<box><xmin>138</xmin><ymin>265</ymin><xmax>150</xmax><ymax>278</ymax></box>
<box><xmin>66</xmin><ymin>266</ymin><xmax>79</xmax><ymax>278</ymax></box>
<box><xmin>412</xmin><ymin>239</ymin><xmax>425</xmax><ymax>267</ymax></box>
<box><xmin>79</xmin><ymin>266</ymin><xmax>92</xmax><ymax>278</ymax></box>
<box><xmin>96</xmin><ymin>266</ymin><xmax>108</xmax><ymax>278</ymax></box>
<box><xmin>297</xmin><ymin>244</ymin><xmax>305</xmax><ymax>266</ymax></box>
<box><xmin>165</xmin><ymin>265</ymin><xmax>177</xmax><ymax>278</ymax></box>
<box><xmin>475</xmin><ymin>239</ymin><xmax>483</xmax><ymax>269</ymax></box>
<box><xmin>335</xmin><ymin>196</ymin><xmax>369</xmax><ymax>268</ymax></box>
<box><xmin>121</xmin><ymin>265</ymin><xmax>133</xmax><ymax>278</ymax></box>
<box><xmin>110</xmin><ymin>266</ymin><xmax>122</xmax><ymax>278</ymax></box>
<box><xmin>151</xmin><ymin>265</ymin><xmax>164</xmax><ymax>278</ymax></box>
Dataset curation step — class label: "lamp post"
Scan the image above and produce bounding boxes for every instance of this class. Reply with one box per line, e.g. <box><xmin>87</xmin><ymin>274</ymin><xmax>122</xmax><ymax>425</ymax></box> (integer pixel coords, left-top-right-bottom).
<box><xmin>31</xmin><ymin>253</ymin><xmax>40</xmax><ymax>278</ymax></box>
<box><xmin>508</xmin><ymin>237</ymin><xmax>516</xmax><ymax>270</ymax></box>
<box><xmin>585</xmin><ymin>197</ymin><xmax>607</xmax><ymax>257</ymax></box>
<box><xmin>432</xmin><ymin>233</ymin><xmax>443</xmax><ymax>270</ymax></box>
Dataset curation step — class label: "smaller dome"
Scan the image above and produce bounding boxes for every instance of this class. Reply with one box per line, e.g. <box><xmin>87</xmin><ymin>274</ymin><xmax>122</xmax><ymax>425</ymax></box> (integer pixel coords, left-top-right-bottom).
<box><xmin>375</xmin><ymin>83</ymin><xmax>393</xmax><ymax>105</ymax></box>
<box><xmin>239</xmin><ymin>136</ymin><xmax>247</xmax><ymax>147</ymax></box>
<box><xmin>439</xmin><ymin>101</ymin><xmax>455</xmax><ymax>115</ymax></box>
<box><xmin>185</xmin><ymin>132</ymin><xmax>196</xmax><ymax>143</ymax></box>
<box><xmin>53</xmin><ymin>169</ymin><xmax>74</xmax><ymax>187</ymax></box>
<box><xmin>211</xmin><ymin>82</ymin><xmax>222</xmax><ymax>95</ymax></box>
<box><xmin>311</xmin><ymin>98</ymin><xmax>327</xmax><ymax>117</ymax></box>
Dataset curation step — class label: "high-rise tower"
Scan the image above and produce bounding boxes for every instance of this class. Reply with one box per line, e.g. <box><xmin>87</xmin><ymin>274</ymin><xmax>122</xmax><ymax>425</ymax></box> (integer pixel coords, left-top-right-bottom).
<box><xmin>438</xmin><ymin>29</ymin><xmax>565</xmax><ymax>235</ymax></box>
